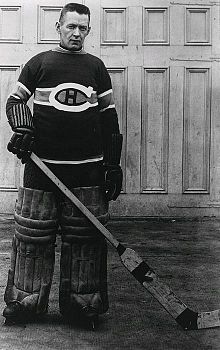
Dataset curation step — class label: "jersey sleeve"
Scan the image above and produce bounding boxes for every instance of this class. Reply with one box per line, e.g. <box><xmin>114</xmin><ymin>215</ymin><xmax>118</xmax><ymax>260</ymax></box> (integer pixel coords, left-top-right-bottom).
<box><xmin>97</xmin><ymin>59</ymin><xmax>112</xmax><ymax>95</ymax></box>
<box><xmin>97</xmin><ymin>60</ymin><xmax>116</xmax><ymax>113</ymax></box>
<box><xmin>96</xmin><ymin>59</ymin><xmax>121</xmax><ymax>145</ymax></box>
<box><xmin>5</xmin><ymin>54</ymin><xmax>43</xmax><ymax>131</ymax></box>
<box><xmin>17</xmin><ymin>53</ymin><xmax>44</xmax><ymax>97</ymax></box>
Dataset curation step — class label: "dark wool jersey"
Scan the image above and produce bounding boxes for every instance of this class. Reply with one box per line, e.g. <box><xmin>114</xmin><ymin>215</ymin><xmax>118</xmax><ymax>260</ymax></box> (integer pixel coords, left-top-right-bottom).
<box><xmin>10</xmin><ymin>47</ymin><xmax>118</xmax><ymax>163</ymax></box>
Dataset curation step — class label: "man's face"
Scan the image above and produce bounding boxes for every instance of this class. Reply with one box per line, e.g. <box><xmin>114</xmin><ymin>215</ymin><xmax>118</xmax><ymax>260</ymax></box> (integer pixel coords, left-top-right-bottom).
<box><xmin>56</xmin><ymin>11</ymin><xmax>90</xmax><ymax>51</ymax></box>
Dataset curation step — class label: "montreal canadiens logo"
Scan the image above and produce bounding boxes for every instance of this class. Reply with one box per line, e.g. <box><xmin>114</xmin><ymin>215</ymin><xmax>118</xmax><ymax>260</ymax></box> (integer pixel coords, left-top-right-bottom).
<box><xmin>49</xmin><ymin>83</ymin><xmax>98</xmax><ymax>112</ymax></box>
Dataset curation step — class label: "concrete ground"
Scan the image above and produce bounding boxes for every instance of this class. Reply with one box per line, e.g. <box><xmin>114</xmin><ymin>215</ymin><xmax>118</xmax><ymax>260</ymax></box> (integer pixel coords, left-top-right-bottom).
<box><xmin>0</xmin><ymin>216</ymin><xmax>219</xmax><ymax>350</ymax></box>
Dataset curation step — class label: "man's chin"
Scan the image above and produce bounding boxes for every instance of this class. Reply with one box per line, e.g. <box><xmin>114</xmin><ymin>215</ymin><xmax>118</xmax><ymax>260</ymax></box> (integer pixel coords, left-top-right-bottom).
<box><xmin>69</xmin><ymin>41</ymin><xmax>82</xmax><ymax>49</ymax></box>
<box><xmin>69</xmin><ymin>44</ymin><xmax>82</xmax><ymax>51</ymax></box>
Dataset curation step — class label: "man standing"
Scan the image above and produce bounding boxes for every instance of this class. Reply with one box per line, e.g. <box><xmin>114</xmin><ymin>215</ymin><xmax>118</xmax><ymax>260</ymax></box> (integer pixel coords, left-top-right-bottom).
<box><xmin>3</xmin><ymin>3</ymin><xmax>122</xmax><ymax>329</ymax></box>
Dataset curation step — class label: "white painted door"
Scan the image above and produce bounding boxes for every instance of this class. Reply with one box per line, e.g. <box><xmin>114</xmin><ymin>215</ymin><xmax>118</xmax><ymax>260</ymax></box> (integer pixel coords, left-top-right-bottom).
<box><xmin>0</xmin><ymin>0</ymin><xmax>220</xmax><ymax>217</ymax></box>
<box><xmin>91</xmin><ymin>0</ymin><xmax>220</xmax><ymax>217</ymax></box>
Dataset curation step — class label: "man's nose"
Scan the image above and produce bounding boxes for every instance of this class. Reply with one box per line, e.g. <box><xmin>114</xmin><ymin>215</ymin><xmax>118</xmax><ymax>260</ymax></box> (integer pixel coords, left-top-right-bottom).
<box><xmin>73</xmin><ymin>27</ymin><xmax>80</xmax><ymax>36</ymax></box>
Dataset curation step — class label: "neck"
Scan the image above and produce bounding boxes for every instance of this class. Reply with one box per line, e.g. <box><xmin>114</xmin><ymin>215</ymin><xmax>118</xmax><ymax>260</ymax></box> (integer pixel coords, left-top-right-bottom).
<box><xmin>59</xmin><ymin>43</ymin><xmax>83</xmax><ymax>53</ymax></box>
<box><xmin>53</xmin><ymin>45</ymin><xmax>86</xmax><ymax>55</ymax></box>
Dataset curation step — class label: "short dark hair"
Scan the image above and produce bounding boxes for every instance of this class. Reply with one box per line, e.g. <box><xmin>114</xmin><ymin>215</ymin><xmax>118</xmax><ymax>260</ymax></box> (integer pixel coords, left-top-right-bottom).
<box><xmin>59</xmin><ymin>3</ymin><xmax>90</xmax><ymax>25</ymax></box>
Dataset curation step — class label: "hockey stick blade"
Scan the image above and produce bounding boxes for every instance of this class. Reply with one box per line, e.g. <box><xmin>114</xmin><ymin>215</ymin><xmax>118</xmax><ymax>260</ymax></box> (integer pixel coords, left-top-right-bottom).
<box><xmin>117</xmin><ymin>245</ymin><xmax>220</xmax><ymax>330</ymax></box>
<box><xmin>30</xmin><ymin>153</ymin><xmax>220</xmax><ymax>330</ymax></box>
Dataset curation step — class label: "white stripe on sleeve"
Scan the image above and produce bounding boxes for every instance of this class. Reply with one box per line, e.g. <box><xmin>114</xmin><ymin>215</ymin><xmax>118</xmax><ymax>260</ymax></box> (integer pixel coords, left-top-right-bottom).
<box><xmin>17</xmin><ymin>82</ymin><xmax>32</xmax><ymax>96</ymax></box>
<box><xmin>99</xmin><ymin>104</ymin><xmax>115</xmax><ymax>112</ymax></box>
<box><xmin>98</xmin><ymin>89</ymin><xmax>113</xmax><ymax>98</ymax></box>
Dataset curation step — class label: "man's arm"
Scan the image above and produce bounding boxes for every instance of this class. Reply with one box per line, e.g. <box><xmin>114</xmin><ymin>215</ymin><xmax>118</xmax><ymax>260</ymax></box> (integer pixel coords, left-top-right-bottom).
<box><xmin>98</xmin><ymin>81</ymin><xmax>123</xmax><ymax>201</ymax></box>
<box><xmin>6</xmin><ymin>83</ymin><xmax>35</xmax><ymax>163</ymax></box>
<box><xmin>6</xmin><ymin>53</ymin><xmax>42</xmax><ymax>162</ymax></box>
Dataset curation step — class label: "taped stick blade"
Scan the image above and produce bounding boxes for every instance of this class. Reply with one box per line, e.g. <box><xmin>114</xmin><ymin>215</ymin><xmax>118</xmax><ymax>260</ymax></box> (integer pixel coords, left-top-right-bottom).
<box><xmin>177</xmin><ymin>309</ymin><xmax>220</xmax><ymax>330</ymax></box>
<box><xmin>197</xmin><ymin>309</ymin><xmax>220</xmax><ymax>329</ymax></box>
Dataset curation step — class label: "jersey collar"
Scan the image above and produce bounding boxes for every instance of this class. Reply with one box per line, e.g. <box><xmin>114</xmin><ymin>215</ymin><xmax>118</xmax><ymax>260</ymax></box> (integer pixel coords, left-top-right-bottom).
<box><xmin>52</xmin><ymin>45</ymin><xmax>87</xmax><ymax>55</ymax></box>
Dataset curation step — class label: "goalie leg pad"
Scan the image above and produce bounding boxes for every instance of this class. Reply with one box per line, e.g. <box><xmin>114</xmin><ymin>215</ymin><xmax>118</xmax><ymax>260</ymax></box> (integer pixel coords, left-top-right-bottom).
<box><xmin>59</xmin><ymin>186</ymin><xmax>109</xmax><ymax>321</ymax></box>
<box><xmin>4</xmin><ymin>187</ymin><xmax>58</xmax><ymax>316</ymax></box>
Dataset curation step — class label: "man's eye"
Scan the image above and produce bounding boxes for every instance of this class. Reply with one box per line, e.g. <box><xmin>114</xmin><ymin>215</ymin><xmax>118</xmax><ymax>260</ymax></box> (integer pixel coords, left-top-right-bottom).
<box><xmin>79</xmin><ymin>26</ymin><xmax>87</xmax><ymax>32</ymax></box>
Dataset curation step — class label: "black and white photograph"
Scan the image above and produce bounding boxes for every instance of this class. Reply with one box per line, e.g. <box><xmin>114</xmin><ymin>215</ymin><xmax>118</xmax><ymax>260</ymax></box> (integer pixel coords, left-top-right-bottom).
<box><xmin>0</xmin><ymin>0</ymin><xmax>219</xmax><ymax>349</ymax></box>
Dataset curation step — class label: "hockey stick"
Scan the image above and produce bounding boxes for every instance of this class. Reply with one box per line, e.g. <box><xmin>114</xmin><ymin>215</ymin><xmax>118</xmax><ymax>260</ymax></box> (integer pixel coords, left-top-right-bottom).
<box><xmin>30</xmin><ymin>152</ymin><xmax>220</xmax><ymax>330</ymax></box>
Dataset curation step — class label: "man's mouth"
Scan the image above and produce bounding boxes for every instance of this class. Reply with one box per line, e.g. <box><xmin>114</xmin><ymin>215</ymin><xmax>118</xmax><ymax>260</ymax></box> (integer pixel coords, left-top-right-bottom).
<box><xmin>70</xmin><ymin>40</ymin><xmax>81</xmax><ymax>43</ymax></box>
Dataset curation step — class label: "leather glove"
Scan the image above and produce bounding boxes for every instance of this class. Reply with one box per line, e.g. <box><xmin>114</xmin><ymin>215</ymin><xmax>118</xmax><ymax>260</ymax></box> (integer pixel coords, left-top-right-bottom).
<box><xmin>7</xmin><ymin>128</ymin><xmax>34</xmax><ymax>164</ymax></box>
<box><xmin>103</xmin><ymin>164</ymin><xmax>123</xmax><ymax>201</ymax></box>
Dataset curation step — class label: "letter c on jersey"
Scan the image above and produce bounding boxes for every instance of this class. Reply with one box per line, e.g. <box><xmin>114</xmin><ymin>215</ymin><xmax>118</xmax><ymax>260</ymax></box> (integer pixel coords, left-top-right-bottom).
<box><xmin>49</xmin><ymin>83</ymin><xmax>98</xmax><ymax>112</ymax></box>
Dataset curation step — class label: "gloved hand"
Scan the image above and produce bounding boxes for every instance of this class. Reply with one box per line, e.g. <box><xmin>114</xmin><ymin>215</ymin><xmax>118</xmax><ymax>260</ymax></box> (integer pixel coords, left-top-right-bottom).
<box><xmin>7</xmin><ymin>128</ymin><xmax>34</xmax><ymax>164</ymax></box>
<box><xmin>103</xmin><ymin>164</ymin><xmax>123</xmax><ymax>201</ymax></box>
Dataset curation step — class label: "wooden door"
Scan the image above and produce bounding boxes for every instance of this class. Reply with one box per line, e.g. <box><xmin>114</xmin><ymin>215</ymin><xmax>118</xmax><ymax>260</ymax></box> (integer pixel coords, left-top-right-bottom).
<box><xmin>0</xmin><ymin>0</ymin><xmax>220</xmax><ymax>217</ymax></box>
<box><xmin>88</xmin><ymin>0</ymin><xmax>220</xmax><ymax>217</ymax></box>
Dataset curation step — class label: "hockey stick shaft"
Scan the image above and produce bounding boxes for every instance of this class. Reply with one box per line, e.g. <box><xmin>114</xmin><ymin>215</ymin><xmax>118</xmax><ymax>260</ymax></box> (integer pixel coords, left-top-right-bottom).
<box><xmin>30</xmin><ymin>153</ymin><xmax>220</xmax><ymax>330</ymax></box>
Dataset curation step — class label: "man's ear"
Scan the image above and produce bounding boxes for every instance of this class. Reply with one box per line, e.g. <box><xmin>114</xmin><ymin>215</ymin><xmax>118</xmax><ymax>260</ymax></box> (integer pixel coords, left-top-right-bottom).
<box><xmin>87</xmin><ymin>26</ymin><xmax>91</xmax><ymax>35</ymax></box>
<box><xmin>55</xmin><ymin>21</ymin><xmax>61</xmax><ymax>34</ymax></box>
